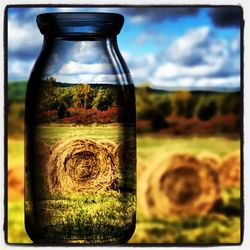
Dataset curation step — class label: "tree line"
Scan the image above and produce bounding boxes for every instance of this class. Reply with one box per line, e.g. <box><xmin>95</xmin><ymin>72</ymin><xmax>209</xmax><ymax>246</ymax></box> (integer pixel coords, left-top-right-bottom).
<box><xmin>136</xmin><ymin>85</ymin><xmax>240</xmax><ymax>131</ymax></box>
<box><xmin>37</xmin><ymin>77</ymin><xmax>124</xmax><ymax>116</ymax></box>
<box><xmin>8</xmin><ymin>80</ymin><xmax>241</xmax><ymax>134</ymax></box>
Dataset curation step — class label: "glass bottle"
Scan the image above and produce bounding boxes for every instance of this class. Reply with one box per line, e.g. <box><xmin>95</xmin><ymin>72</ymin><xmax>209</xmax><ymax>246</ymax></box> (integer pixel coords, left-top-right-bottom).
<box><xmin>25</xmin><ymin>12</ymin><xmax>136</xmax><ymax>244</ymax></box>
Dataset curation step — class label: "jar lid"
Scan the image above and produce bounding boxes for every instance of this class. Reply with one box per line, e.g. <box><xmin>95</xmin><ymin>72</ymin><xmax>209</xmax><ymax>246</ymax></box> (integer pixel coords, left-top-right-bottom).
<box><xmin>37</xmin><ymin>12</ymin><xmax>124</xmax><ymax>37</ymax></box>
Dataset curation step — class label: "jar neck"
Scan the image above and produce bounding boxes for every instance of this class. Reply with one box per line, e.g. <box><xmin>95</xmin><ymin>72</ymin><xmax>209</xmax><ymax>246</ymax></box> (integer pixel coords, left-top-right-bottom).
<box><xmin>39</xmin><ymin>35</ymin><xmax>131</xmax><ymax>84</ymax></box>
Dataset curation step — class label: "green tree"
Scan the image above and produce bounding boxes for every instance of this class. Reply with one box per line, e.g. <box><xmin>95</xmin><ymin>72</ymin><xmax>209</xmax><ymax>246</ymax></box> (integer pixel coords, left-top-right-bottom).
<box><xmin>72</xmin><ymin>84</ymin><xmax>95</xmax><ymax>108</ymax></box>
<box><xmin>57</xmin><ymin>101</ymin><xmax>68</xmax><ymax>118</ymax></box>
<box><xmin>94</xmin><ymin>88</ymin><xmax>113</xmax><ymax>111</ymax></box>
<box><xmin>221</xmin><ymin>93</ymin><xmax>241</xmax><ymax>115</ymax></box>
<box><xmin>156</xmin><ymin>97</ymin><xmax>172</xmax><ymax>117</ymax></box>
<box><xmin>197</xmin><ymin>100</ymin><xmax>217</xmax><ymax>121</ymax></box>
<box><xmin>38</xmin><ymin>77</ymin><xmax>59</xmax><ymax>112</ymax></box>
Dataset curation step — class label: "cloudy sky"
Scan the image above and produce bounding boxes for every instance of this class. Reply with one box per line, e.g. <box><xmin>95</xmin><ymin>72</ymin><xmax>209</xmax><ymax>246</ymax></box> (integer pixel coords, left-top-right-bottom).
<box><xmin>7</xmin><ymin>6</ymin><xmax>242</xmax><ymax>90</ymax></box>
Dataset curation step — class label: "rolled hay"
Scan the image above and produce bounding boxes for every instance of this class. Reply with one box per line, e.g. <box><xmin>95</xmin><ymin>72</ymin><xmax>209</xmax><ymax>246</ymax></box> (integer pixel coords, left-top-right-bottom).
<box><xmin>35</xmin><ymin>141</ymin><xmax>51</xmax><ymax>170</ymax></box>
<box><xmin>219</xmin><ymin>151</ymin><xmax>241</xmax><ymax>188</ymax></box>
<box><xmin>8</xmin><ymin>167</ymin><xmax>24</xmax><ymax>201</ymax></box>
<box><xmin>97</xmin><ymin>139</ymin><xmax>117</xmax><ymax>153</ymax></box>
<box><xmin>137</xmin><ymin>157</ymin><xmax>154</xmax><ymax>216</ymax></box>
<box><xmin>136</xmin><ymin>157</ymin><xmax>147</xmax><ymax>213</ymax></box>
<box><xmin>137</xmin><ymin>156</ymin><xmax>147</xmax><ymax>178</ymax></box>
<box><xmin>142</xmin><ymin>153</ymin><xmax>220</xmax><ymax>218</ymax></box>
<box><xmin>113</xmin><ymin>139</ymin><xmax>136</xmax><ymax>191</ymax></box>
<box><xmin>198</xmin><ymin>152</ymin><xmax>221</xmax><ymax>171</ymax></box>
<box><xmin>25</xmin><ymin>140</ymin><xmax>51</xmax><ymax>172</ymax></box>
<box><xmin>46</xmin><ymin>138</ymin><xmax>116</xmax><ymax>194</ymax></box>
<box><xmin>113</xmin><ymin>139</ymin><xmax>136</xmax><ymax>167</ymax></box>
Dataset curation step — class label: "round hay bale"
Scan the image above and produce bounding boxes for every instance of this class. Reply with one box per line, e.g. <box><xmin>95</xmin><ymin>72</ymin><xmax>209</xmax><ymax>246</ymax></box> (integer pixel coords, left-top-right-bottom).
<box><xmin>97</xmin><ymin>139</ymin><xmax>117</xmax><ymax>153</ymax></box>
<box><xmin>8</xmin><ymin>167</ymin><xmax>24</xmax><ymax>201</ymax></box>
<box><xmin>113</xmin><ymin>139</ymin><xmax>136</xmax><ymax>191</ymax></box>
<box><xmin>136</xmin><ymin>157</ymin><xmax>153</xmax><ymax>216</ymax></box>
<box><xmin>137</xmin><ymin>156</ymin><xmax>147</xmax><ymax>178</ymax></box>
<box><xmin>219</xmin><ymin>151</ymin><xmax>240</xmax><ymax>187</ymax></box>
<box><xmin>46</xmin><ymin>138</ymin><xmax>116</xmax><ymax>194</ymax></box>
<box><xmin>143</xmin><ymin>153</ymin><xmax>220</xmax><ymax>218</ymax></box>
<box><xmin>199</xmin><ymin>152</ymin><xmax>221</xmax><ymax>171</ymax></box>
<box><xmin>137</xmin><ymin>154</ymin><xmax>165</xmax><ymax>217</ymax></box>
<box><xmin>136</xmin><ymin>157</ymin><xmax>147</xmax><ymax>212</ymax></box>
<box><xmin>35</xmin><ymin>141</ymin><xmax>51</xmax><ymax>170</ymax></box>
<box><xmin>113</xmin><ymin>139</ymin><xmax>136</xmax><ymax>167</ymax></box>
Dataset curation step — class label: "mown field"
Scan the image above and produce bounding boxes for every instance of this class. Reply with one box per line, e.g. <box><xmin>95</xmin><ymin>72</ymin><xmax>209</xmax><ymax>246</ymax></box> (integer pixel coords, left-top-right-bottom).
<box><xmin>8</xmin><ymin>124</ymin><xmax>241</xmax><ymax>244</ymax></box>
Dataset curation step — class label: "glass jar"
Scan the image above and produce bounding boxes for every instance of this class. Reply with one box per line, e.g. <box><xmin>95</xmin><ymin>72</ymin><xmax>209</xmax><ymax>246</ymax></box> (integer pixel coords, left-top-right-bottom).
<box><xmin>25</xmin><ymin>12</ymin><xmax>136</xmax><ymax>244</ymax></box>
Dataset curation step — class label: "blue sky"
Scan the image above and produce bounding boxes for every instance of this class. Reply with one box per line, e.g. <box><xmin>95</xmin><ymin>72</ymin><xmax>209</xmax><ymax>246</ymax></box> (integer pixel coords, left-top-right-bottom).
<box><xmin>7</xmin><ymin>6</ymin><xmax>242</xmax><ymax>90</ymax></box>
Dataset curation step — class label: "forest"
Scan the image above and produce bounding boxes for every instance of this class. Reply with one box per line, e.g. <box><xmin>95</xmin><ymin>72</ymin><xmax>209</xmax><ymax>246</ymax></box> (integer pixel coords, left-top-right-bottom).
<box><xmin>8</xmin><ymin>79</ymin><xmax>241</xmax><ymax>137</ymax></box>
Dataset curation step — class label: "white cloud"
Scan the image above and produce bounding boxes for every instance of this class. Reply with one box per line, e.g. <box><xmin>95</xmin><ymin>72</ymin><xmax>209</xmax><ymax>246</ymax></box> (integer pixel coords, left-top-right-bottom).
<box><xmin>231</xmin><ymin>37</ymin><xmax>240</xmax><ymax>52</ymax></box>
<box><xmin>8</xmin><ymin>59</ymin><xmax>35</xmax><ymax>81</ymax></box>
<box><xmin>165</xmin><ymin>26</ymin><xmax>211</xmax><ymax>65</ymax></box>
<box><xmin>8</xmin><ymin>16</ymin><xmax>42</xmax><ymax>53</ymax></box>
<box><xmin>54</xmin><ymin>73</ymin><xmax>121</xmax><ymax>84</ymax></box>
<box><xmin>154</xmin><ymin>27</ymin><xmax>239</xmax><ymax>90</ymax></box>
<box><xmin>7</xmin><ymin>8</ymin><xmax>240</xmax><ymax>91</ymax></box>
<box><xmin>56</xmin><ymin>60</ymin><xmax>124</xmax><ymax>83</ymax></box>
<box><xmin>135</xmin><ymin>32</ymin><xmax>150</xmax><ymax>45</ymax></box>
<box><xmin>59</xmin><ymin>61</ymin><xmax>113</xmax><ymax>75</ymax></box>
<box><xmin>69</xmin><ymin>41</ymin><xmax>108</xmax><ymax>64</ymax></box>
<box><xmin>195</xmin><ymin>76</ymin><xmax>240</xmax><ymax>87</ymax></box>
<box><xmin>121</xmin><ymin>50</ymin><xmax>132</xmax><ymax>62</ymax></box>
<box><xmin>154</xmin><ymin>63</ymin><xmax>180</xmax><ymax>79</ymax></box>
<box><xmin>150</xmin><ymin>75</ymin><xmax>240</xmax><ymax>90</ymax></box>
<box><xmin>52</xmin><ymin>25</ymin><xmax>240</xmax><ymax>90</ymax></box>
<box><xmin>155</xmin><ymin>61</ymin><xmax>226</xmax><ymax>80</ymax></box>
<box><xmin>129</xmin><ymin>15</ymin><xmax>145</xmax><ymax>24</ymax></box>
<box><xmin>125</xmin><ymin>8</ymin><xmax>199</xmax><ymax>24</ymax></box>
<box><xmin>124</xmin><ymin>52</ymin><xmax>157</xmax><ymax>82</ymax></box>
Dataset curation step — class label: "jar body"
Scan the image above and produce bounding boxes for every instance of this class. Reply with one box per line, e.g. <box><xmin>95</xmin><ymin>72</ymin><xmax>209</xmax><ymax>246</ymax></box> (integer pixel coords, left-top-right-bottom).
<box><xmin>25</xmin><ymin>13</ymin><xmax>136</xmax><ymax>244</ymax></box>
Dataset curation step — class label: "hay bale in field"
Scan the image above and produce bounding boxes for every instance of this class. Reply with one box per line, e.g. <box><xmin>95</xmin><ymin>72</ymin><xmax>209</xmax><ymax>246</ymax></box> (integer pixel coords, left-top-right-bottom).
<box><xmin>8</xmin><ymin>167</ymin><xmax>24</xmax><ymax>201</ymax></box>
<box><xmin>219</xmin><ymin>151</ymin><xmax>240</xmax><ymax>187</ymax></box>
<box><xmin>97</xmin><ymin>139</ymin><xmax>118</xmax><ymax>182</ymax></box>
<box><xmin>137</xmin><ymin>156</ymin><xmax>154</xmax><ymax>216</ymax></box>
<box><xmin>25</xmin><ymin>141</ymin><xmax>51</xmax><ymax>172</ymax></box>
<box><xmin>136</xmin><ymin>157</ymin><xmax>146</xmax><ymax>205</ymax></box>
<box><xmin>97</xmin><ymin>139</ymin><xmax>117</xmax><ymax>153</ymax></box>
<box><xmin>142</xmin><ymin>153</ymin><xmax>220</xmax><ymax>218</ymax></box>
<box><xmin>35</xmin><ymin>141</ymin><xmax>51</xmax><ymax>170</ymax></box>
<box><xmin>137</xmin><ymin>156</ymin><xmax>147</xmax><ymax>177</ymax></box>
<box><xmin>199</xmin><ymin>152</ymin><xmax>221</xmax><ymax>171</ymax></box>
<box><xmin>46</xmin><ymin>138</ymin><xmax>116</xmax><ymax>194</ymax></box>
<box><xmin>113</xmin><ymin>139</ymin><xmax>136</xmax><ymax>191</ymax></box>
<box><xmin>113</xmin><ymin>139</ymin><xmax>136</xmax><ymax>167</ymax></box>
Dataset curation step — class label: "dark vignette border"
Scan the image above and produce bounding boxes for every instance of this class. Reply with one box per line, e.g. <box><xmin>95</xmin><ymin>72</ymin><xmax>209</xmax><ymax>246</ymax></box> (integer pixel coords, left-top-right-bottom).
<box><xmin>3</xmin><ymin>3</ymin><xmax>245</xmax><ymax>247</ymax></box>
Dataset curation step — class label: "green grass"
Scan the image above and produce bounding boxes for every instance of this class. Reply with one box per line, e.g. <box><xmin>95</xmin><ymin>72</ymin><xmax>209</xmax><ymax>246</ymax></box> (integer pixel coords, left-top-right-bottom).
<box><xmin>130</xmin><ymin>185</ymin><xmax>241</xmax><ymax>244</ymax></box>
<box><xmin>35</xmin><ymin>124</ymin><xmax>132</xmax><ymax>145</ymax></box>
<box><xmin>9</xmin><ymin>187</ymin><xmax>241</xmax><ymax>244</ymax></box>
<box><xmin>137</xmin><ymin>134</ymin><xmax>240</xmax><ymax>160</ymax></box>
<box><xmin>130</xmin><ymin>213</ymin><xmax>241</xmax><ymax>244</ymax></box>
<box><xmin>8</xmin><ymin>139</ymin><xmax>24</xmax><ymax>168</ymax></box>
<box><xmin>23</xmin><ymin>124</ymin><xmax>136</xmax><ymax>243</ymax></box>
<box><xmin>25</xmin><ymin>191</ymin><xmax>135</xmax><ymax>243</ymax></box>
<box><xmin>7</xmin><ymin>126</ymin><xmax>241</xmax><ymax>244</ymax></box>
<box><xmin>8</xmin><ymin>202</ymin><xmax>32</xmax><ymax>244</ymax></box>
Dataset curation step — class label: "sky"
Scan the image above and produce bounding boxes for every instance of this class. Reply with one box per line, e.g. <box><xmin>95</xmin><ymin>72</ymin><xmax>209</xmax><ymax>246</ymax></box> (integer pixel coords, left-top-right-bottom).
<box><xmin>7</xmin><ymin>6</ymin><xmax>242</xmax><ymax>91</ymax></box>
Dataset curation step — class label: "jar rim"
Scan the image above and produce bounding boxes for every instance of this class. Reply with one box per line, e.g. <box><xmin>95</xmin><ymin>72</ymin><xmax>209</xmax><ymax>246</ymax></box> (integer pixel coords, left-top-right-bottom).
<box><xmin>37</xmin><ymin>12</ymin><xmax>124</xmax><ymax>36</ymax></box>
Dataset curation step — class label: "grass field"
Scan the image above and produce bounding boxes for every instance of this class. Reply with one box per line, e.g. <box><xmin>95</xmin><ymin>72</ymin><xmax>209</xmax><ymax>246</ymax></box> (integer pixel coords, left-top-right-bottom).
<box><xmin>7</xmin><ymin>124</ymin><xmax>241</xmax><ymax>244</ymax></box>
<box><xmin>24</xmin><ymin>124</ymin><xmax>136</xmax><ymax>243</ymax></box>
